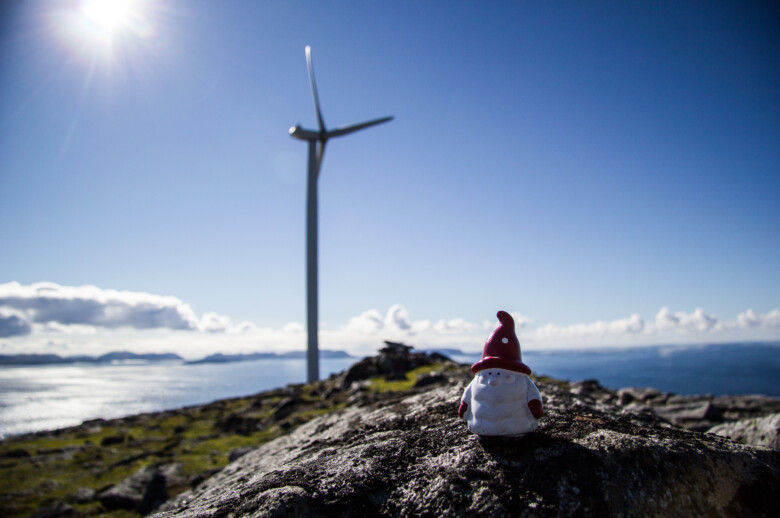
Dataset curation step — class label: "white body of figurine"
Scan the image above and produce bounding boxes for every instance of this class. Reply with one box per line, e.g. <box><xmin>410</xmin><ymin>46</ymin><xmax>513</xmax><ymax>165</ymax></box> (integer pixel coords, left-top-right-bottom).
<box><xmin>460</xmin><ymin>368</ymin><xmax>542</xmax><ymax>436</ymax></box>
<box><xmin>458</xmin><ymin>311</ymin><xmax>544</xmax><ymax>437</ymax></box>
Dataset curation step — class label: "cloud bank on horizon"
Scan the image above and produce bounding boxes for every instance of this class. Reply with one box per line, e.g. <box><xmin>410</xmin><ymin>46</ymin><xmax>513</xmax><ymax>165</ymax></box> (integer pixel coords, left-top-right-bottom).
<box><xmin>1</xmin><ymin>282</ymin><xmax>778</xmax><ymax>358</ymax></box>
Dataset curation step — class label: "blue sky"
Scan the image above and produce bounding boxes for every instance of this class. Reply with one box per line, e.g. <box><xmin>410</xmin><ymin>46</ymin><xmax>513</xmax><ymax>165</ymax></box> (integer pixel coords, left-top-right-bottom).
<box><xmin>1</xmin><ymin>0</ymin><xmax>778</xmax><ymax>358</ymax></box>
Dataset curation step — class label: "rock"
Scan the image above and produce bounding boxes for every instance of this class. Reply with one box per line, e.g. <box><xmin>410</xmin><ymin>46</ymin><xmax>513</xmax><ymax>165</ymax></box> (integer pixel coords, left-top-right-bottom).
<box><xmin>245</xmin><ymin>486</ymin><xmax>311</xmax><ymax>516</ymax></box>
<box><xmin>159</xmin><ymin>463</ymin><xmax>187</xmax><ymax>489</ymax></box>
<box><xmin>155</xmin><ymin>379</ymin><xmax>780</xmax><ymax>517</ymax></box>
<box><xmin>2</xmin><ymin>448</ymin><xmax>30</xmax><ymax>458</ymax></box>
<box><xmin>216</xmin><ymin>414</ymin><xmax>261</xmax><ymax>435</ymax></box>
<box><xmin>187</xmin><ymin>469</ymin><xmax>221</xmax><ymax>490</ymax></box>
<box><xmin>272</xmin><ymin>397</ymin><xmax>304</xmax><ymax>420</ymax></box>
<box><xmin>617</xmin><ymin>387</ymin><xmax>663</xmax><ymax>405</ymax></box>
<box><xmin>40</xmin><ymin>481</ymin><xmax>61</xmax><ymax>492</ymax></box>
<box><xmin>652</xmin><ymin>400</ymin><xmax>724</xmax><ymax>431</ymax></box>
<box><xmin>228</xmin><ymin>446</ymin><xmax>254</xmax><ymax>462</ymax></box>
<box><xmin>613</xmin><ymin>388</ymin><xmax>780</xmax><ymax>432</ymax></box>
<box><xmin>708</xmin><ymin>413</ymin><xmax>780</xmax><ymax>449</ymax></box>
<box><xmin>100</xmin><ymin>433</ymin><xmax>132</xmax><ymax>447</ymax></box>
<box><xmin>98</xmin><ymin>463</ymin><xmax>183</xmax><ymax>514</ymax></box>
<box><xmin>31</xmin><ymin>501</ymin><xmax>73</xmax><ymax>518</ymax></box>
<box><xmin>338</xmin><ymin>341</ymin><xmax>455</xmax><ymax>388</ymax></box>
<box><xmin>71</xmin><ymin>487</ymin><xmax>95</xmax><ymax>503</ymax></box>
<box><xmin>569</xmin><ymin>379</ymin><xmax>603</xmax><ymax>396</ymax></box>
<box><xmin>413</xmin><ymin>372</ymin><xmax>446</xmax><ymax>388</ymax></box>
<box><xmin>713</xmin><ymin>395</ymin><xmax>780</xmax><ymax>421</ymax></box>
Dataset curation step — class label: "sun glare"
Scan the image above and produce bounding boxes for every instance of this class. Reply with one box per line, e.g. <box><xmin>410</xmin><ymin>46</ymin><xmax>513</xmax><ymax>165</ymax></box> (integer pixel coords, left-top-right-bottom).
<box><xmin>55</xmin><ymin>0</ymin><xmax>157</xmax><ymax>61</ymax></box>
<box><xmin>80</xmin><ymin>0</ymin><xmax>137</xmax><ymax>33</ymax></box>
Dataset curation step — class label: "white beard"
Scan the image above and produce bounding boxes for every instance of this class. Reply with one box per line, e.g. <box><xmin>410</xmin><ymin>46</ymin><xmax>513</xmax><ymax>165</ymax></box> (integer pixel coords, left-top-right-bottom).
<box><xmin>461</xmin><ymin>369</ymin><xmax>541</xmax><ymax>437</ymax></box>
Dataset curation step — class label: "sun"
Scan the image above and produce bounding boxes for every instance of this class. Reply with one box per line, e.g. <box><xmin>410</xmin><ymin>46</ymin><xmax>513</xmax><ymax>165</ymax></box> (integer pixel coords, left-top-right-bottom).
<box><xmin>78</xmin><ymin>0</ymin><xmax>154</xmax><ymax>43</ymax></box>
<box><xmin>54</xmin><ymin>0</ymin><xmax>157</xmax><ymax>61</ymax></box>
<box><xmin>80</xmin><ymin>0</ymin><xmax>138</xmax><ymax>34</ymax></box>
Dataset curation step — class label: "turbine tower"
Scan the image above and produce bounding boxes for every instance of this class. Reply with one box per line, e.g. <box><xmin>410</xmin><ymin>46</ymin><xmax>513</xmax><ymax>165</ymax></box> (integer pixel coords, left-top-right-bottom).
<box><xmin>290</xmin><ymin>46</ymin><xmax>393</xmax><ymax>382</ymax></box>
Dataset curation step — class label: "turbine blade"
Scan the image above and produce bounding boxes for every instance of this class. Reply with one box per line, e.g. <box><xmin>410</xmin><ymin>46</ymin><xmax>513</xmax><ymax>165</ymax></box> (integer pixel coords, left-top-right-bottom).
<box><xmin>325</xmin><ymin>116</ymin><xmax>394</xmax><ymax>138</ymax></box>
<box><xmin>316</xmin><ymin>141</ymin><xmax>326</xmax><ymax>178</ymax></box>
<box><xmin>306</xmin><ymin>46</ymin><xmax>326</xmax><ymax>132</ymax></box>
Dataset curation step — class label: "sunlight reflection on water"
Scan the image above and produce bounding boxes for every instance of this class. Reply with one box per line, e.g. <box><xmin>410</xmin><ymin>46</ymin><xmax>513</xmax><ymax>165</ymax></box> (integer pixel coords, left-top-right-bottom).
<box><xmin>0</xmin><ymin>358</ymin><xmax>357</xmax><ymax>437</ymax></box>
<box><xmin>2</xmin><ymin>344</ymin><xmax>778</xmax><ymax>438</ymax></box>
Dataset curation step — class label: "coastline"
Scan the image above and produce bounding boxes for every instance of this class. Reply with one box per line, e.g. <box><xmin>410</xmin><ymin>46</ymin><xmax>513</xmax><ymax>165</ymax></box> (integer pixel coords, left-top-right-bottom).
<box><xmin>1</xmin><ymin>346</ymin><xmax>779</xmax><ymax>517</ymax></box>
<box><xmin>0</xmin><ymin>356</ymin><xmax>359</xmax><ymax>438</ymax></box>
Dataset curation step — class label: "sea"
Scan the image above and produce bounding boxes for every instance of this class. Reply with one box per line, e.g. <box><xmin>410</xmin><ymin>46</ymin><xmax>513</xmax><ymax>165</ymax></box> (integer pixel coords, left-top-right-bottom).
<box><xmin>1</xmin><ymin>342</ymin><xmax>779</xmax><ymax>438</ymax></box>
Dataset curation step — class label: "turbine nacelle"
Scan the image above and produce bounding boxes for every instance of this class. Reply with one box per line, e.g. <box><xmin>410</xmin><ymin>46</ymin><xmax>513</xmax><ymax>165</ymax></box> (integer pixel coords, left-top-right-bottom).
<box><xmin>289</xmin><ymin>125</ymin><xmax>321</xmax><ymax>141</ymax></box>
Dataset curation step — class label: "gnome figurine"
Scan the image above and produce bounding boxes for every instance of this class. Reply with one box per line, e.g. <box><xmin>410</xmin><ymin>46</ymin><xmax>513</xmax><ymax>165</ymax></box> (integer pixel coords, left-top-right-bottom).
<box><xmin>458</xmin><ymin>311</ymin><xmax>543</xmax><ymax>437</ymax></box>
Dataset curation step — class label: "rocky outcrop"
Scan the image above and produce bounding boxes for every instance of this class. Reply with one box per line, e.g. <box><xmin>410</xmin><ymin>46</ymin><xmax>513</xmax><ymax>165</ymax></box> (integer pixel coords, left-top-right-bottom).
<box><xmin>708</xmin><ymin>413</ymin><xmax>780</xmax><ymax>450</ymax></box>
<box><xmin>338</xmin><ymin>341</ymin><xmax>452</xmax><ymax>388</ymax></box>
<box><xmin>157</xmin><ymin>372</ymin><xmax>780</xmax><ymax>517</ymax></box>
<box><xmin>99</xmin><ymin>464</ymin><xmax>185</xmax><ymax>514</ymax></box>
<box><xmin>567</xmin><ymin>380</ymin><xmax>780</xmax><ymax>432</ymax></box>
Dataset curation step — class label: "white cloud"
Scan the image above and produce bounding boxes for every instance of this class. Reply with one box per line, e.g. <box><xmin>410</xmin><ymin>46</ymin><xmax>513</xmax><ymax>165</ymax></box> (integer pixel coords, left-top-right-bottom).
<box><xmin>218</xmin><ymin>321</ymin><xmax>257</xmax><ymax>334</ymax></box>
<box><xmin>0</xmin><ymin>282</ymin><xmax>239</xmax><ymax>335</ymax></box>
<box><xmin>738</xmin><ymin>308</ymin><xmax>761</xmax><ymax>328</ymax></box>
<box><xmin>339</xmin><ymin>306</ymin><xmax>532</xmax><ymax>340</ymax></box>
<box><xmin>2</xmin><ymin>283</ymin><xmax>779</xmax><ymax>358</ymax></box>
<box><xmin>330</xmin><ymin>306</ymin><xmax>486</xmax><ymax>355</ymax></box>
<box><xmin>737</xmin><ymin>308</ymin><xmax>780</xmax><ymax>329</ymax></box>
<box><xmin>282</xmin><ymin>322</ymin><xmax>304</xmax><ymax>333</ymax></box>
<box><xmin>483</xmin><ymin>312</ymin><xmax>532</xmax><ymax>331</ymax></box>
<box><xmin>765</xmin><ymin>309</ymin><xmax>780</xmax><ymax>328</ymax></box>
<box><xmin>511</xmin><ymin>312</ymin><xmax>533</xmax><ymax>329</ymax></box>
<box><xmin>530</xmin><ymin>313</ymin><xmax>645</xmax><ymax>341</ymax></box>
<box><xmin>522</xmin><ymin>307</ymin><xmax>780</xmax><ymax>349</ymax></box>
<box><xmin>653</xmin><ymin>307</ymin><xmax>717</xmax><ymax>333</ymax></box>
<box><xmin>432</xmin><ymin>318</ymin><xmax>477</xmax><ymax>334</ymax></box>
<box><xmin>0</xmin><ymin>307</ymin><xmax>31</xmax><ymax>338</ymax></box>
<box><xmin>384</xmin><ymin>304</ymin><xmax>412</xmax><ymax>331</ymax></box>
<box><xmin>40</xmin><ymin>322</ymin><xmax>98</xmax><ymax>335</ymax></box>
<box><xmin>342</xmin><ymin>309</ymin><xmax>385</xmax><ymax>333</ymax></box>
<box><xmin>199</xmin><ymin>312</ymin><xmax>232</xmax><ymax>333</ymax></box>
<box><xmin>339</xmin><ymin>306</ymin><xmax>482</xmax><ymax>338</ymax></box>
<box><xmin>411</xmin><ymin>320</ymin><xmax>432</xmax><ymax>333</ymax></box>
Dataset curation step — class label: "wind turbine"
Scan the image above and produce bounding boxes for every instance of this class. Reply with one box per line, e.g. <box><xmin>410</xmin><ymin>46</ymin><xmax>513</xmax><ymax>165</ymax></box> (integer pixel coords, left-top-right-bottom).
<box><xmin>290</xmin><ymin>46</ymin><xmax>393</xmax><ymax>383</ymax></box>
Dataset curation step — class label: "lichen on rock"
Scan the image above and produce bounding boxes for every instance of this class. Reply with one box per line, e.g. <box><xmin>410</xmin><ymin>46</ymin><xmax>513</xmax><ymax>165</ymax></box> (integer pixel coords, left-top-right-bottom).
<box><xmin>156</xmin><ymin>374</ymin><xmax>780</xmax><ymax>517</ymax></box>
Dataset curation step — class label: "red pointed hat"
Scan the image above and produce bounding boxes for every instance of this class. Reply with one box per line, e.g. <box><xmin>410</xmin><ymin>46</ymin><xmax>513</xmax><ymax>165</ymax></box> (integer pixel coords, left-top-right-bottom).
<box><xmin>471</xmin><ymin>311</ymin><xmax>531</xmax><ymax>375</ymax></box>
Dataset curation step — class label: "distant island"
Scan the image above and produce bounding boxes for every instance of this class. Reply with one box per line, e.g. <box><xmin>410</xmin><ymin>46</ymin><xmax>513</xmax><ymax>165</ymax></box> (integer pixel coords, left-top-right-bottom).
<box><xmin>187</xmin><ymin>350</ymin><xmax>353</xmax><ymax>364</ymax></box>
<box><xmin>0</xmin><ymin>351</ymin><xmax>183</xmax><ymax>366</ymax></box>
<box><xmin>0</xmin><ymin>349</ymin><xmax>353</xmax><ymax>366</ymax></box>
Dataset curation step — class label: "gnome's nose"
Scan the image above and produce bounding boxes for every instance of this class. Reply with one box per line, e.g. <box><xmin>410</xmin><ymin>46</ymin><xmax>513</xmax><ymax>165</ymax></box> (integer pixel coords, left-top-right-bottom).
<box><xmin>489</xmin><ymin>378</ymin><xmax>499</xmax><ymax>387</ymax></box>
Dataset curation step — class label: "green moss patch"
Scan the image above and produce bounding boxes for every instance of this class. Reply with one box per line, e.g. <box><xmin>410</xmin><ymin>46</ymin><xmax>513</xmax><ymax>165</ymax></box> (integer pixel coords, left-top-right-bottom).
<box><xmin>367</xmin><ymin>364</ymin><xmax>452</xmax><ymax>393</ymax></box>
<box><xmin>0</xmin><ymin>361</ymin><xmax>458</xmax><ymax>517</ymax></box>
